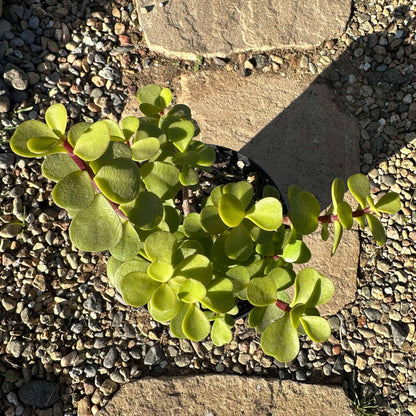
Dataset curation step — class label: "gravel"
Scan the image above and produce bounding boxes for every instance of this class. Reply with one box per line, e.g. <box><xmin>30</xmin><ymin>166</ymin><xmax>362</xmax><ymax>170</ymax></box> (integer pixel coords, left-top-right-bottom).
<box><xmin>1</xmin><ymin>0</ymin><xmax>416</xmax><ymax>415</ymax></box>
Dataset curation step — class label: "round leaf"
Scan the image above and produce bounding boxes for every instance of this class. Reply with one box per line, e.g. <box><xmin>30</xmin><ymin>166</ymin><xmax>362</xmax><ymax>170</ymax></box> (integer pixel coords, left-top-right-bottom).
<box><xmin>167</xmin><ymin>120</ymin><xmax>195</xmax><ymax>152</ymax></box>
<box><xmin>119</xmin><ymin>271</ymin><xmax>160</xmax><ymax>307</ymax></box>
<box><xmin>223</xmin><ymin>181</ymin><xmax>253</xmax><ymax>210</ymax></box>
<box><xmin>131</xmin><ymin>137</ymin><xmax>160</xmax><ymax>161</ymax></box>
<box><xmin>148</xmin><ymin>298</ymin><xmax>182</xmax><ymax>322</ymax></box>
<box><xmin>27</xmin><ymin>136</ymin><xmax>62</xmax><ymax>154</ymax></box>
<box><xmin>173</xmin><ymin>254</ymin><xmax>212</xmax><ymax>286</ymax></box>
<box><xmin>114</xmin><ymin>258</ymin><xmax>149</xmax><ymax>290</ymax></box>
<box><xmin>45</xmin><ymin>103</ymin><xmax>67</xmax><ymax>137</ymax></box>
<box><xmin>10</xmin><ymin>120</ymin><xmax>59</xmax><ymax>157</ymax></box>
<box><xmin>261</xmin><ymin>314</ymin><xmax>300</xmax><ymax>362</ymax></box>
<box><xmin>148</xmin><ymin>261</ymin><xmax>174</xmax><ymax>282</ymax></box>
<box><xmin>248</xmin><ymin>294</ymin><xmax>288</xmax><ymax>333</ymax></box>
<box><xmin>375</xmin><ymin>192</ymin><xmax>401</xmax><ymax>214</ymax></box>
<box><xmin>218</xmin><ymin>194</ymin><xmax>245</xmax><ymax>227</ymax></box>
<box><xmin>246</xmin><ymin>197</ymin><xmax>283</xmax><ymax>231</ymax></box>
<box><xmin>290</xmin><ymin>191</ymin><xmax>320</xmax><ymax>235</ymax></box>
<box><xmin>106</xmin><ymin>256</ymin><xmax>123</xmax><ymax>287</ymax></box>
<box><xmin>183</xmin><ymin>212</ymin><xmax>208</xmax><ymax>240</ymax></box>
<box><xmin>120</xmin><ymin>191</ymin><xmax>163</xmax><ymax>230</ymax></box>
<box><xmin>74</xmin><ymin>121</ymin><xmax>110</xmax><ymax>161</ymax></box>
<box><xmin>226</xmin><ymin>265</ymin><xmax>250</xmax><ymax>292</ymax></box>
<box><xmin>141</xmin><ymin>161</ymin><xmax>180</xmax><ymax>200</ymax></box>
<box><xmin>69</xmin><ymin>194</ymin><xmax>122</xmax><ymax>252</ymax></box>
<box><xmin>347</xmin><ymin>173</ymin><xmax>370</xmax><ymax>208</ymax></box>
<box><xmin>52</xmin><ymin>170</ymin><xmax>95</xmax><ymax>210</ymax></box>
<box><xmin>109</xmin><ymin>221</ymin><xmax>141</xmax><ymax>261</ymax></box>
<box><xmin>247</xmin><ymin>276</ymin><xmax>277</xmax><ymax>306</ymax></box>
<box><xmin>268</xmin><ymin>267</ymin><xmax>295</xmax><ymax>291</ymax></box>
<box><xmin>225</xmin><ymin>224</ymin><xmax>253</xmax><ymax>261</ymax></box>
<box><xmin>178</xmin><ymin>278</ymin><xmax>207</xmax><ymax>303</ymax></box>
<box><xmin>182</xmin><ymin>304</ymin><xmax>211</xmax><ymax>342</ymax></box>
<box><xmin>211</xmin><ymin>317</ymin><xmax>233</xmax><ymax>346</ymax></box>
<box><xmin>89</xmin><ymin>141</ymin><xmax>132</xmax><ymax>174</ymax></box>
<box><xmin>281</xmin><ymin>240</ymin><xmax>311</xmax><ymax>264</ymax></box>
<box><xmin>151</xmin><ymin>283</ymin><xmax>179</xmax><ymax>311</ymax></box>
<box><xmin>365</xmin><ymin>213</ymin><xmax>386</xmax><ymax>246</ymax></box>
<box><xmin>179</xmin><ymin>166</ymin><xmax>199</xmax><ymax>186</ymax></box>
<box><xmin>144</xmin><ymin>231</ymin><xmax>177</xmax><ymax>263</ymax></box>
<box><xmin>42</xmin><ymin>153</ymin><xmax>79</xmax><ymax>181</ymax></box>
<box><xmin>200</xmin><ymin>205</ymin><xmax>227</xmax><ymax>235</ymax></box>
<box><xmin>121</xmin><ymin>116</ymin><xmax>140</xmax><ymax>140</ymax></box>
<box><xmin>95</xmin><ymin>158</ymin><xmax>141</xmax><ymax>204</ymax></box>
<box><xmin>336</xmin><ymin>200</ymin><xmax>353</xmax><ymax>229</ymax></box>
<box><xmin>201</xmin><ymin>277</ymin><xmax>235</xmax><ymax>313</ymax></box>
<box><xmin>300</xmin><ymin>315</ymin><xmax>331</xmax><ymax>343</ymax></box>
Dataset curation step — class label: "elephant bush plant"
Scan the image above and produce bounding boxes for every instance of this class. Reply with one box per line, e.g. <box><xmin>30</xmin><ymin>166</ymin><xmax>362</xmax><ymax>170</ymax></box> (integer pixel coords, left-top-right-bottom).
<box><xmin>9</xmin><ymin>84</ymin><xmax>400</xmax><ymax>362</ymax></box>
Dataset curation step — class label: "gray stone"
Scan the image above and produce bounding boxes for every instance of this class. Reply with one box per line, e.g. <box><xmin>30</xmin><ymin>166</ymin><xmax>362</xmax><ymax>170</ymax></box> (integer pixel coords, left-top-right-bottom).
<box><xmin>83</xmin><ymin>294</ymin><xmax>103</xmax><ymax>314</ymax></box>
<box><xmin>97</xmin><ymin>375</ymin><xmax>354</xmax><ymax>416</ymax></box>
<box><xmin>103</xmin><ymin>347</ymin><xmax>118</xmax><ymax>369</ymax></box>
<box><xmin>143</xmin><ymin>345</ymin><xmax>164</xmax><ymax>366</ymax></box>
<box><xmin>136</xmin><ymin>0</ymin><xmax>352</xmax><ymax>60</ymax></box>
<box><xmin>18</xmin><ymin>380</ymin><xmax>59</xmax><ymax>408</ymax></box>
<box><xmin>0</xmin><ymin>152</ymin><xmax>15</xmax><ymax>169</ymax></box>
<box><xmin>0</xmin><ymin>19</ymin><xmax>11</xmax><ymax>37</ymax></box>
<box><xmin>390</xmin><ymin>322</ymin><xmax>408</xmax><ymax>348</ymax></box>
<box><xmin>6</xmin><ymin>339</ymin><xmax>24</xmax><ymax>358</ymax></box>
<box><xmin>3</xmin><ymin>65</ymin><xmax>28</xmax><ymax>91</ymax></box>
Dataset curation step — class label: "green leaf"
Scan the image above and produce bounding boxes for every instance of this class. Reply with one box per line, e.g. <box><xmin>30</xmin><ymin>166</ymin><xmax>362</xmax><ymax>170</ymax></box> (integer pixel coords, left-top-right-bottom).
<box><xmin>331</xmin><ymin>220</ymin><xmax>343</xmax><ymax>256</ymax></box>
<box><xmin>268</xmin><ymin>267</ymin><xmax>295</xmax><ymax>291</ymax></box>
<box><xmin>131</xmin><ymin>137</ymin><xmax>160</xmax><ymax>161</ymax></box>
<box><xmin>300</xmin><ymin>315</ymin><xmax>331</xmax><ymax>343</ymax></box>
<box><xmin>331</xmin><ymin>177</ymin><xmax>345</xmax><ymax>209</ymax></box>
<box><xmin>170</xmin><ymin>303</ymin><xmax>189</xmax><ymax>338</ymax></box>
<box><xmin>321</xmin><ymin>223</ymin><xmax>329</xmax><ymax>241</ymax></box>
<box><xmin>182</xmin><ymin>303</ymin><xmax>211</xmax><ymax>342</ymax></box>
<box><xmin>347</xmin><ymin>173</ymin><xmax>370</xmax><ymax>208</ymax></box>
<box><xmin>375</xmin><ymin>192</ymin><xmax>401</xmax><ymax>214</ymax></box>
<box><xmin>103</xmin><ymin>120</ymin><xmax>125</xmax><ymax>141</ymax></box>
<box><xmin>118</xmin><ymin>271</ymin><xmax>160</xmax><ymax>307</ymax></box>
<box><xmin>290</xmin><ymin>191</ymin><xmax>320</xmax><ymax>235</ymax></box>
<box><xmin>226</xmin><ymin>266</ymin><xmax>250</xmax><ymax>292</ymax></box>
<box><xmin>244</xmin><ymin>220</ymin><xmax>274</xmax><ymax>244</ymax></box>
<box><xmin>183</xmin><ymin>213</ymin><xmax>208</xmax><ymax>240</ymax></box>
<box><xmin>245</xmin><ymin>197</ymin><xmax>283</xmax><ymax>231</ymax></box>
<box><xmin>45</xmin><ymin>104</ymin><xmax>67</xmax><ymax>137</ymax></box>
<box><xmin>151</xmin><ymin>282</ymin><xmax>179</xmax><ymax>311</ymax></box>
<box><xmin>67</xmin><ymin>122</ymin><xmax>91</xmax><ymax>147</ymax></box>
<box><xmin>106</xmin><ymin>256</ymin><xmax>123</xmax><ymax>287</ymax></box>
<box><xmin>291</xmin><ymin>268</ymin><xmax>334</xmax><ymax>307</ymax></box>
<box><xmin>365</xmin><ymin>213</ymin><xmax>386</xmax><ymax>246</ymax></box>
<box><xmin>178</xmin><ymin>278</ymin><xmax>207</xmax><ymax>303</ymax></box>
<box><xmin>336</xmin><ymin>200</ymin><xmax>353</xmax><ymax>229</ymax></box>
<box><xmin>281</xmin><ymin>240</ymin><xmax>311</xmax><ymax>263</ymax></box>
<box><xmin>247</xmin><ymin>276</ymin><xmax>277</xmax><ymax>306</ymax></box>
<box><xmin>255</xmin><ymin>242</ymin><xmax>275</xmax><ymax>256</ymax></box>
<box><xmin>172</xmin><ymin>150</ymin><xmax>200</xmax><ymax>166</ymax></box>
<box><xmin>69</xmin><ymin>194</ymin><xmax>122</xmax><ymax>252</ymax></box>
<box><xmin>173</xmin><ymin>254</ymin><xmax>212</xmax><ymax>286</ymax></box>
<box><xmin>249</xmin><ymin>292</ymin><xmax>289</xmax><ymax>332</ymax></box>
<box><xmin>211</xmin><ymin>316</ymin><xmax>233</xmax><ymax>346</ymax></box>
<box><xmin>141</xmin><ymin>161</ymin><xmax>180</xmax><ymax>200</ymax></box>
<box><xmin>200</xmin><ymin>205</ymin><xmax>228</xmax><ymax>235</ymax></box>
<box><xmin>52</xmin><ymin>170</ymin><xmax>95</xmax><ymax>211</ymax></box>
<box><xmin>113</xmin><ymin>258</ymin><xmax>149</xmax><ymax>290</ymax></box>
<box><xmin>223</xmin><ymin>182</ymin><xmax>253</xmax><ymax>210</ymax></box>
<box><xmin>261</xmin><ymin>314</ymin><xmax>300</xmax><ymax>362</ymax></box>
<box><xmin>121</xmin><ymin>116</ymin><xmax>140</xmax><ymax>140</ymax></box>
<box><xmin>178</xmin><ymin>240</ymin><xmax>204</xmax><ymax>257</ymax></box>
<box><xmin>168</xmin><ymin>104</ymin><xmax>192</xmax><ymax>119</ymax></box>
<box><xmin>109</xmin><ymin>221</ymin><xmax>141</xmax><ymax>261</ymax></box>
<box><xmin>167</xmin><ymin>120</ymin><xmax>195</xmax><ymax>152</ymax></box>
<box><xmin>147</xmin><ymin>261</ymin><xmax>174</xmax><ymax>282</ymax></box>
<box><xmin>212</xmin><ymin>232</ymin><xmax>235</xmax><ymax>267</ymax></box>
<box><xmin>290</xmin><ymin>303</ymin><xmax>306</xmax><ymax>329</ymax></box>
<box><xmin>218</xmin><ymin>194</ymin><xmax>245</xmax><ymax>227</ymax></box>
<box><xmin>73</xmin><ymin>121</ymin><xmax>110</xmax><ymax>161</ymax></box>
<box><xmin>201</xmin><ymin>276</ymin><xmax>235</xmax><ymax>313</ymax></box>
<box><xmin>144</xmin><ymin>231</ymin><xmax>177</xmax><ymax>263</ymax></box>
<box><xmin>194</xmin><ymin>143</ymin><xmax>216</xmax><ymax>166</ymax></box>
<box><xmin>179</xmin><ymin>166</ymin><xmax>199</xmax><ymax>186</ymax></box>
<box><xmin>287</xmin><ymin>185</ymin><xmax>303</xmax><ymax>206</ymax></box>
<box><xmin>95</xmin><ymin>158</ymin><xmax>141</xmax><ymax>204</ymax></box>
<box><xmin>263</xmin><ymin>184</ymin><xmax>281</xmax><ymax>200</ymax></box>
<box><xmin>10</xmin><ymin>120</ymin><xmax>59</xmax><ymax>157</ymax></box>
<box><xmin>27</xmin><ymin>136</ymin><xmax>62</xmax><ymax>154</ymax></box>
<box><xmin>147</xmin><ymin>298</ymin><xmax>182</xmax><ymax>322</ymax></box>
<box><xmin>42</xmin><ymin>153</ymin><xmax>79</xmax><ymax>181</ymax></box>
<box><xmin>120</xmin><ymin>191</ymin><xmax>163</xmax><ymax>230</ymax></box>
<box><xmin>225</xmin><ymin>224</ymin><xmax>253</xmax><ymax>261</ymax></box>
<box><xmin>89</xmin><ymin>141</ymin><xmax>132</xmax><ymax>174</ymax></box>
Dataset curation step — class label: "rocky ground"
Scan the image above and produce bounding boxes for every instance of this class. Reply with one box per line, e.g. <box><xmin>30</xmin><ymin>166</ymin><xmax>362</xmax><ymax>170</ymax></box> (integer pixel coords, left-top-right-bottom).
<box><xmin>0</xmin><ymin>0</ymin><xmax>416</xmax><ymax>415</ymax></box>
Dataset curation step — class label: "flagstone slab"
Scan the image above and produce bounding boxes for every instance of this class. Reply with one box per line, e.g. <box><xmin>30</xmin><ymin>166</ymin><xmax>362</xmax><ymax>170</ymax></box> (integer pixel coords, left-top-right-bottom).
<box><xmin>97</xmin><ymin>374</ymin><xmax>354</xmax><ymax>416</ymax></box>
<box><xmin>135</xmin><ymin>0</ymin><xmax>352</xmax><ymax>60</ymax></box>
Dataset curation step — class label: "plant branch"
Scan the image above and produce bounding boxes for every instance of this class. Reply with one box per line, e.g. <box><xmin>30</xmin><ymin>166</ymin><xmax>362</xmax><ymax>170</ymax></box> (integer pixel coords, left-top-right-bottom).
<box><xmin>282</xmin><ymin>207</ymin><xmax>371</xmax><ymax>226</ymax></box>
<box><xmin>62</xmin><ymin>141</ymin><xmax>128</xmax><ymax>220</ymax></box>
<box><xmin>275</xmin><ymin>299</ymin><xmax>291</xmax><ymax>313</ymax></box>
<box><xmin>182</xmin><ymin>186</ymin><xmax>191</xmax><ymax>216</ymax></box>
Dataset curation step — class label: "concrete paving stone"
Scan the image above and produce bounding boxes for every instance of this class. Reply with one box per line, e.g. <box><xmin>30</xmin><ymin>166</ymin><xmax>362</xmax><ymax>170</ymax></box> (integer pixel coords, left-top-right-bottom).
<box><xmin>135</xmin><ymin>0</ymin><xmax>352</xmax><ymax>60</ymax></box>
<box><xmin>96</xmin><ymin>374</ymin><xmax>354</xmax><ymax>416</ymax></box>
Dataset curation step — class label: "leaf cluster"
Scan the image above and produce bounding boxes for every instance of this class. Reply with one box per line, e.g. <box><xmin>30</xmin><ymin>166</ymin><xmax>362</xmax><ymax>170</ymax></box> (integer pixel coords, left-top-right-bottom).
<box><xmin>9</xmin><ymin>84</ymin><xmax>401</xmax><ymax>363</ymax></box>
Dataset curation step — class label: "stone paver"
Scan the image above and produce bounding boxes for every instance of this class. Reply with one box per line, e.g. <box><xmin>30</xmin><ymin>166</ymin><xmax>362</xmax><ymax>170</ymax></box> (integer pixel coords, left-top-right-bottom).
<box><xmin>135</xmin><ymin>0</ymin><xmax>352</xmax><ymax>60</ymax></box>
<box><xmin>97</xmin><ymin>374</ymin><xmax>354</xmax><ymax>416</ymax></box>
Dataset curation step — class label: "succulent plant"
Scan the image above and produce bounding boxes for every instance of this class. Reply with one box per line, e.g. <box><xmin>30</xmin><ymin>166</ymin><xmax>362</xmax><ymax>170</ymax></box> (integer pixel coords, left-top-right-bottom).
<box><xmin>9</xmin><ymin>84</ymin><xmax>400</xmax><ymax>362</ymax></box>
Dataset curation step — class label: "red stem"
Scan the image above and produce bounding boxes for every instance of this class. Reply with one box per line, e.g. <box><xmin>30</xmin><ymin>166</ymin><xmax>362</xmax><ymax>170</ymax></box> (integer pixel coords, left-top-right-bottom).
<box><xmin>282</xmin><ymin>207</ymin><xmax>371</xmax><ymax>226</ymax></box>
<box><xmin>275</xmin><ymin>299</ymin><xmax>291</xmax><ymax>313</ymax></box>
<box><xmin>62</xmin><ymin>141</ymin><xmax>128</xmax><ymax>220</ymax></box>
